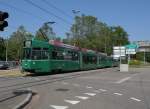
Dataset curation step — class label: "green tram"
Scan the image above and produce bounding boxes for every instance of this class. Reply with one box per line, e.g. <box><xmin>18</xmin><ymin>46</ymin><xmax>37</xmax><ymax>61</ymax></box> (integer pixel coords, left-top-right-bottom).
<box><xmin>21</xmin><ymin>39</ymin><xmax>117</xmax><ymax>74</ymax></box>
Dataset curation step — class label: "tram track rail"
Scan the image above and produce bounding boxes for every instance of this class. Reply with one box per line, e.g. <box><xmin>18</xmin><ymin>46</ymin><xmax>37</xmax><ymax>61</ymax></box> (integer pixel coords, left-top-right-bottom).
<box><xmin>0</xmin><ymin>68</ymin><xmax>110</xmax><ymax>96</ymax></box>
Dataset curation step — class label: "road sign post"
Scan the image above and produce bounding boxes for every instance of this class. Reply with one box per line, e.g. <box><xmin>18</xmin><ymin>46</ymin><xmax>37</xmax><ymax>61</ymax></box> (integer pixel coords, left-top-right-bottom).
<box><xmin>113</xmin><ymin>46</ymin><xmax>128</xmax><ymax>72</ymax></box>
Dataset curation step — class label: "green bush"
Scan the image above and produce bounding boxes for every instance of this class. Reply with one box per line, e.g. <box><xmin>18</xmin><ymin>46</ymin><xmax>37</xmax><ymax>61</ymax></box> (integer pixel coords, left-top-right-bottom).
<box><xmin>129</xmin><ymin>60</ymin><xmax>141</xmax><ymax>65</ymax></box>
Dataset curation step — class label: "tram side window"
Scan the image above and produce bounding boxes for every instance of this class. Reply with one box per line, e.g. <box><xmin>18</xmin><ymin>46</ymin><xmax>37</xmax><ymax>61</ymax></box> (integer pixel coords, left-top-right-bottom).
<box><xmin>87</xmin><ymin>56</ymin><xmax>91</xmax><ymax>64</ymax></box>
<box><xmin>88</xmin><ymin>56</ymin><xmax>97</xmax><ymax>64</ymax></box>
<box><xmin>32</xmin><ymin>48</ymin><xmax>41</xmax><ymax>60</ymax></box>
<box><xmin>52</xmin><ymin>50</ymin><xmax>79</xmax><ymax>61</ymax></box>
<box><xmin>31</xmin><ymin>48</ymin><xmax>49</xmax><ymax>60</ymax></box>
<box><xmin>57</xmin><ymin>51</ymin><xmax>64</xmax><ymax>60</ymax></box>
<box><xmin>52</xmin><ymin>50</ymin><xmax>64</xmax><ymax>60</ymax></box>
<box><xmin>41</xmin><ymin>48</ymin><xmax>49</xmax><ymax>59</ymax></box>
<box><xmin>52</xmin><ymin>51</ymin><xmax>57</xmax><ymax>59</ymax></box>
<box><xmin>101</xmin><ymin>56</ymin><xmax>106</xmax><ymax>61</ymax></box>
<box><xmin>63</xmin><ymin>51</ymin><xmax>78</xmax><ymax>61</ymax></box>
<box><xmin>83</xmin><ymin>55</ymin><xmax>97</xmax><ymax>64</ymax></box>
<box><xmin>83</xmin><ymin>55</ymin><xmax>88</xmax><ymax>64</ymax></box>
<box><xmin>64</xmin><ymin>51</ymin><xmax>72</xmax><ymax>60</ymax></box>
<box><xmin>72</xmin><ymin>52</ymin><xmax>79</xmax><ymax>61</ymax></box>
<box><xmin>92</xmin><ymin>56</ymin><xmax>97</xmax><ymax>64</ymax></box>
<box><xmin>99</xmin><ymin>56</ymin><xmax>101</xmax><ymax>63</ymax></box>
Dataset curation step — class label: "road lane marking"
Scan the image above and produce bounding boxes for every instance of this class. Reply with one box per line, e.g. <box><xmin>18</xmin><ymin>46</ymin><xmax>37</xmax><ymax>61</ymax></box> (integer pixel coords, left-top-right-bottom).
<box><xmin>130</xmin><ymin>97</ymin><xmax>141</xmax><ymax>102</ymax></box>
<box><xmin>84</xmin><ymin>93</ymin><xmax>96</xmax><ymax>96</ymax></box>
<box><xmin>113</xmin><ymin>93</ymin><xmax>123</xmax><ymax>96</ymax></box>
<box><xmin>86</xmin><ymin>86</ymin><xmax>93</xmax><ymax>89</ymax></box>
<box><xmin>115</xmin><ymin>77</ymin><xmax>131</xmax><ymax>84</ymax></box>
<box><xmin>99</xmin><ymin>89</ymin><xmax>107</xmax><ymax>92</ymax></box>
<box><xmin>75</xmin><ymin>96</ymin><xmax>89</xmax><ymax>100</ymax></box>
<box><xmin>50</xmin><ymin>105</ymin><xmax>68</xmax><ymax>109</ymax></box>
<box><xmin>64</xmin><ymin>100</ymin><xmax>80</xmax><ymax>105</ymax></box>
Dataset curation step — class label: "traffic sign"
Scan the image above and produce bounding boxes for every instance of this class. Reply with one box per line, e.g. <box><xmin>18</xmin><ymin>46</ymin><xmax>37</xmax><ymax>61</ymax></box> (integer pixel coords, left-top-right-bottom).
<box><xmin>126</xmin><ymin>49</ymin><xmax>136</xmax><ymax>54</ymax></box>
<box><xmin>113</xmin><ymin>46</ymin><xmax>126</xmax><ymax>59</ymax></box>
<box><xmin>125</xmin><ymin>44</ymin><xmax>138</xmax><ymax>49</ymax></box>
<box><xmin>125</xmin><ymin>44</ymin><xmax>138</xmax><ymax>55</ymax></box>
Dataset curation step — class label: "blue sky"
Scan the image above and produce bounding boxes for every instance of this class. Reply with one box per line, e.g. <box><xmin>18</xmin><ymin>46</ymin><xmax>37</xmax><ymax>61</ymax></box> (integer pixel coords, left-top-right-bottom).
<box><xmin>0</xmin><ymin>0</ymin><xmax>150</xmax><ymax>41</ymax></box>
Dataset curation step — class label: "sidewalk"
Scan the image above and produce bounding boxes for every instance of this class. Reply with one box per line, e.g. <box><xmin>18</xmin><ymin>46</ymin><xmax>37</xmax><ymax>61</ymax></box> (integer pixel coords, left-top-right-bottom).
<box><xmin>0</xmin><ymin>68</ymin><xmax>25</xmax><ymax>77</ymax></box>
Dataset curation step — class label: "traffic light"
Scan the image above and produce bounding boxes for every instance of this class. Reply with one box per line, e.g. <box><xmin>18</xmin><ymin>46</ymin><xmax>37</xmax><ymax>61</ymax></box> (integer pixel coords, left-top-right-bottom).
<box><xmin>0</xmin><ymin>11</ymin><xmax>9</xmax><ymax>31</ymax></box>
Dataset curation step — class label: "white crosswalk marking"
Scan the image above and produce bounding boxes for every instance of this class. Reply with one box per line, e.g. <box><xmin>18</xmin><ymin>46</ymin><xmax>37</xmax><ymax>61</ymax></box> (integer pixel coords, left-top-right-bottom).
<box><xmin>50</xmin><ymin>105</ymin><xmax>68</xmax><ymax>109</ymax></box>
<box><xmin>113</xmin><ymin>93</ymin><xmax>123</xmax><ymax>96</ymax></box>
<box><xmin>64</xmin><ymin>100</ymin><xmax>80</xmax><ymax>104</ymax></box>
<box><xmin>75</xmin><ymin>96</ymin><xmax>89</xmax><ymax>100</ymax></box>
<box><xmin>130</xmin><ymin>97</ymin><xmax>141</xmax><ymax>102</ymax></box>
<box><xmin>84</xmin><ymin>93</ymin><xmax>96</xmax><ymax>96</ymax></box>
<box><xmin>99</xmin><ymin>89</ymin><xmax>107</xmax><ymax>92</ymax></box>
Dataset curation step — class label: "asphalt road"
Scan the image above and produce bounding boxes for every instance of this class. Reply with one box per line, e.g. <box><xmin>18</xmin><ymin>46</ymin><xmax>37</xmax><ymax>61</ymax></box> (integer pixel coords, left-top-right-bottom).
<box><xmin>0</xmin><ymin>67</ymin><xmax>150</xmax><ymax>109</ymax></box>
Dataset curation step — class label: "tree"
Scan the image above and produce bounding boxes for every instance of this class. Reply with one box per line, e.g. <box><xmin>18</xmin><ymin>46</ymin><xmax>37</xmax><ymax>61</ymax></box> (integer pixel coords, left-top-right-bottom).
<box><xmin>62</xmin><ymin>32</ymin><xmax>72</xmax><ymax>44</ymax></box>
<box><xmin>71</xmin><ymin>15</ymin><xmax>100</xmax><ymax>46</ymax></box>
<box><xmin>111</xmin><ymin>26</ymin><xmax>129</xmax><ymax>46</ymax></box>
<box><xmin>8</xmin><ymin>26</ymin><xmax>33</xmax><ymax>60</ymax></box>
<box><xmin>0</xmin><ymin>37</ymin><xmax>6</xmax><ymax>60</ymax></box>
<box><xmin>35</xmin><ymin>23</ymin><xmax>56</xmax><ymax>41</ymax></box>
<box><xmin>70</xmin><ymin>15</ymin><xmax>111</xmax><ymax>52</ymax></box>
<box><xmin>68</xmin><ymin>15</ymin><xmax>129</xmax><ymax>55</ymax></box>
<box><xmin>101</xmin><ymin>26</ymin><xmax>129</xmax><ymax>55</ymax></box>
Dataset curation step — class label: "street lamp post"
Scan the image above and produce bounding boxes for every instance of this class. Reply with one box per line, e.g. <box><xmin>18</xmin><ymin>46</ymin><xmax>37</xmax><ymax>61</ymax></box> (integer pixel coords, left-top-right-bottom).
<box><xmin>46</xmin><ymin>21</ymin><xmax>55</xmax><ymax>40</ymax></box>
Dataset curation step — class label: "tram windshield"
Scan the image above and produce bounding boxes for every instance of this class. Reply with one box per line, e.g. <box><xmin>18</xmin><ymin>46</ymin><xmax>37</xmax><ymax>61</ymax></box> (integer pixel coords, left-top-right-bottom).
<box><xmin>23</xmin><ymin>48</ymin><xmax>49</xmax><ymax>60</ymax></box>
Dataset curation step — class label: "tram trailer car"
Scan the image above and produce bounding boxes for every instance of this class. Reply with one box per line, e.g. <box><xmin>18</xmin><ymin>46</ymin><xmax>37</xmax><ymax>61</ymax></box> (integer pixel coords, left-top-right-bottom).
<box><xmin>21</xmin><ymin>40</ymin><xmax>117</xmax><ymax>74</ymax></box>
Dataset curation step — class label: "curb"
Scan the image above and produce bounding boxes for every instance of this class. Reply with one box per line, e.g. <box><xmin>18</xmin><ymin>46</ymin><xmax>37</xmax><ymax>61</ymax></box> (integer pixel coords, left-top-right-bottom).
<box><xmin>13</xmin><ymin>88</ymin><xmax>33</xmax><ymax>109</ymax></box>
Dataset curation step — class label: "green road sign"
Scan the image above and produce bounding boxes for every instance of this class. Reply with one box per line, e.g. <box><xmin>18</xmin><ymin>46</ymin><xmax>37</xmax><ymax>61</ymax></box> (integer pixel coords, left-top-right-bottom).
<box><xmin>125</xmin><ymin>44</ymin><xmax>138</xmax><ymax>49</ymax></box>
